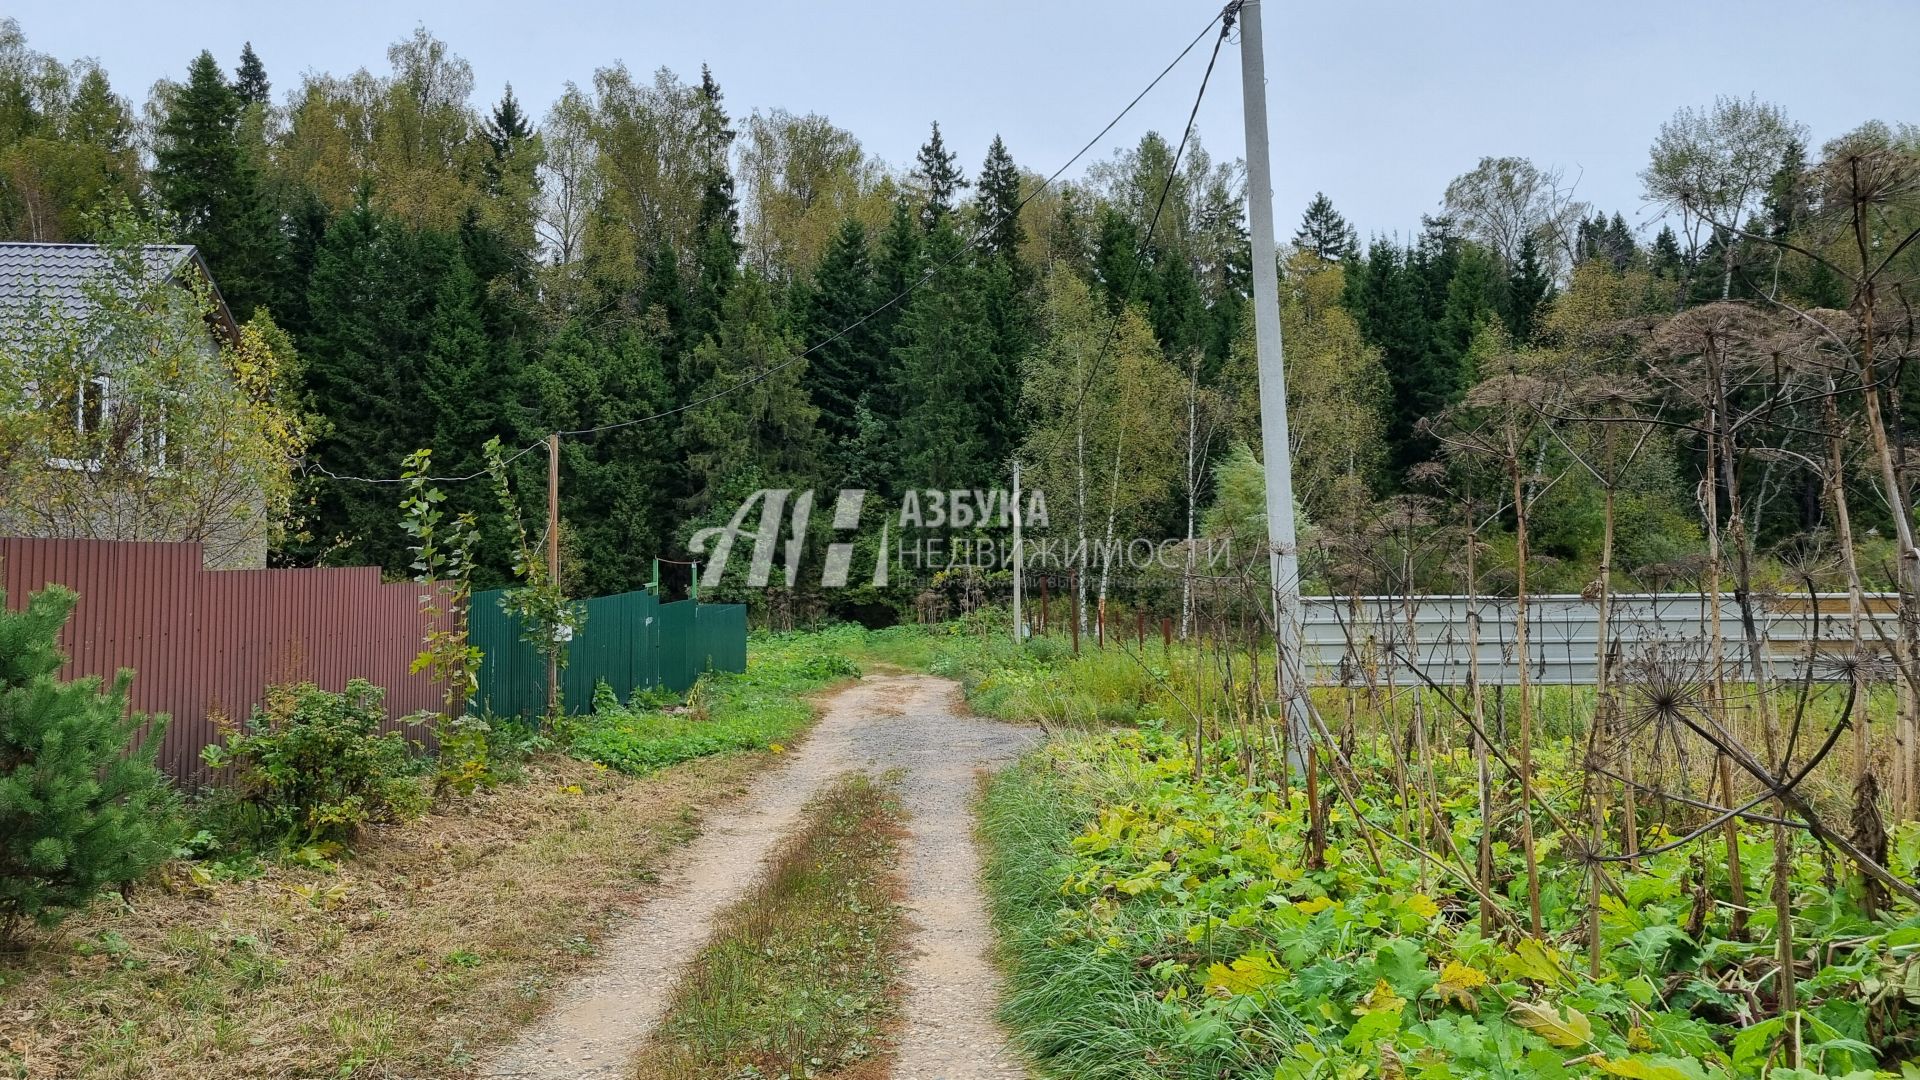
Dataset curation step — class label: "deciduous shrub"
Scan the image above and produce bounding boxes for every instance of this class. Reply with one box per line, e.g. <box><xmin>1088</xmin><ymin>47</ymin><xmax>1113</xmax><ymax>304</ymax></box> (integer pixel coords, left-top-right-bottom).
<box><xmin>202</xmin><ymin>679</ymin><xmax>426</xmax><ymax>842</ymax></box>
<box><xmin>0</xmin><ymin>586</ymin><xmax>176</xmax><ymax>943</ymax></box>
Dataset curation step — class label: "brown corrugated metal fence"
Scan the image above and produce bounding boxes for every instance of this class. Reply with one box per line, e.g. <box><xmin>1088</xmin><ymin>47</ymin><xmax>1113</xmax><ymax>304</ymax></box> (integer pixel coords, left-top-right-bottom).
<box><xmin>1</xmin><ymin>537</ymin><xmax>448</xmax><ymax>784</ymax></box>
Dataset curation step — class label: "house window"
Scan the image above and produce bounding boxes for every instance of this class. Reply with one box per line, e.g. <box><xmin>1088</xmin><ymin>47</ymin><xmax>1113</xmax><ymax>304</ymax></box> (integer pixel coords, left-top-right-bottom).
<box><xmin>44</xmin><ymin>373</ymin><xmax>112</xmax><ymax>471</ymax></box>
<box><xmin>77</xmin><ymin>373</ymin><xmax>110</xmax><ymax>436</ymax></box>
<box><xmin>48</xmin><ymin>372</ymin><xmax>111</xmax><ymax>435</ymax></box>
<box><xmin>136</xmin><ymin>398</ymin><xmax>177</xmax><ymax>468</ymax></box>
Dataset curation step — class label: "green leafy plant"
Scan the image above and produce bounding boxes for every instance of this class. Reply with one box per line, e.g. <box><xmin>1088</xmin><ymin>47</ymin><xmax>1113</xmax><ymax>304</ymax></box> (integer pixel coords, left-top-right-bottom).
<box><xmin>399</xmin><ymin>447</ymin><xmax>488</xmax><ymax>792</ymax></box>
<box><xmin>979</xmin><ymin>715</ymin><xmax>1920</xmax><ymax>1080</ymax></box>
<box><xmin>0</xmin><ymin>586</ymin><xmax>177</xmax><ymax>944</ymax></box>
<box><xmin>201</xmin><ymin>679</ymin><xmax>425</xmax><ymax>842</ymax></box>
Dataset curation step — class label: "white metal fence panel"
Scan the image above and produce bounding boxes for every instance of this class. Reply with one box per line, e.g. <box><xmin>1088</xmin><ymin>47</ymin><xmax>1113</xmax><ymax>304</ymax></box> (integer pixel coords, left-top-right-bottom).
<box><xmin>1297</xmin><ymin>593</ymin><xmax>1900</xmax><ymax>686</ymax></box>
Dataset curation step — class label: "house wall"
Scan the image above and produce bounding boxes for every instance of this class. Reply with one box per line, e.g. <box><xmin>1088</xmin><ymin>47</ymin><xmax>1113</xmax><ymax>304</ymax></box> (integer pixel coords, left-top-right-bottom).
<box><xmin>0</xmin><ymin>489</ymin><xmax>269</xmax><ymax>569</ymax></box>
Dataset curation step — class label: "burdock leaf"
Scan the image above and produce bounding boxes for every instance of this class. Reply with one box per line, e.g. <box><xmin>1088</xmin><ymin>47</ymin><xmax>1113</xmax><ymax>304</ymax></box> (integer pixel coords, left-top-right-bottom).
<box><xmin>1510</xmin><ymin>1000</ymin><xmax>1594</xmax><ymax>1048</ymax></box>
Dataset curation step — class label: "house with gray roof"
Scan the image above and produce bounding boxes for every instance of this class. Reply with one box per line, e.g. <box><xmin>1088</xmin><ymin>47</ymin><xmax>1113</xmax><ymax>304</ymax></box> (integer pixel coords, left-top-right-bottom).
<box><xmin>0</xmin><ymin>241</ymin><xmax>266</xmax><ymax>568</ymax></box>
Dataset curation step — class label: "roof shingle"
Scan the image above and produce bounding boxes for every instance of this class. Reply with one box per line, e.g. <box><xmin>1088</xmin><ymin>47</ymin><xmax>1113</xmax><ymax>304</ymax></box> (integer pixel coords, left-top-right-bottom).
<box><xmin>0</xmin><ymin>242</ymin><xmax>201</xmax><ymax>331</ymax></box>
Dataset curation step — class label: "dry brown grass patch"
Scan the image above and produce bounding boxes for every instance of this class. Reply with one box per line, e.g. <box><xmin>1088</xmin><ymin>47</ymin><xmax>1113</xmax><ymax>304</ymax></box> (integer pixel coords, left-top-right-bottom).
<box><xmin>0</xmin><ymin>751</ymin><xmax>771</xmax><ymax>1079</ymax></box>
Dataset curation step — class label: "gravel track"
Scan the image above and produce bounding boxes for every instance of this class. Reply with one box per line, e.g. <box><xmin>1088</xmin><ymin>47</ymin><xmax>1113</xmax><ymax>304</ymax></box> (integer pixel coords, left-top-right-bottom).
<box><xmin>480</xmin><ymin>673</ymin><xmax>1036</xmax><ymax>1080</ymax></box>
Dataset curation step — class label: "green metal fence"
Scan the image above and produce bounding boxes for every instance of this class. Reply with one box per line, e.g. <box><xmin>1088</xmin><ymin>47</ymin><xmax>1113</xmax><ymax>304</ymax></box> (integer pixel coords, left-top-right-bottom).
<box><xmin>470</xmin><ymin>589</ymin><xmax>748</xmax><ymax>718</ymax></box>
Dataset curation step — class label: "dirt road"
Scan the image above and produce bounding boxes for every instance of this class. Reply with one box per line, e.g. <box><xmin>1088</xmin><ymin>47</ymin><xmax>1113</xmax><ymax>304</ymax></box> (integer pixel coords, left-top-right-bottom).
<box><xmin>480</xmin><ymin>674</ymin><xmax>1037</xmax><ymax>1080</ymax></box>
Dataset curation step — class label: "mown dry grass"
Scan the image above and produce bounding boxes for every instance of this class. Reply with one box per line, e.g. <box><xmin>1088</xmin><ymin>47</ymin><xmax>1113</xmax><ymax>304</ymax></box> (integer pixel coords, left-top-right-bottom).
<box><xmin>0</xmin><ymin>751</ymin><xmax>775</xmax><ymax>1080</ymax></box>
<box><xmin>635</xmin><ymin>772</ymin><xmax>907</xmax><ymax>1080</ymax></box>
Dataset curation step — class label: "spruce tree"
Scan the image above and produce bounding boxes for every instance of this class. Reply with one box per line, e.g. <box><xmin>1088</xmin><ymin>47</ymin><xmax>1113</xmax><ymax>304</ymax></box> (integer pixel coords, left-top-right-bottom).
<box><xmin>893</xmin><ymin>216</ymin><xmax>994</xmax><ymax>489</ymax></box>
<box><xmin>482</xmin><ymin>84</ymin><xmax>533</xmax><ymax>163</ymax></box>
<box><xmin>67</xmin><ymin>66</ymin><xmax>131</xmax><ymax>153</ymax></box>
<box><xmin>976</xmin><ymin>134</ymin><xmax>1025</xmax><ymax>262</ymax></box>
<box><xmin>679</xmin><ymin>274</ymin><xmax>819</xmax><ymax>522</ymax></box>
<box><xmin>1439</xmin><ymin>243</ymin><xmax>1504</xmax><ymax>365</ymax></box>
<box><xmin>1293</xmin><ymin>192</ymin><xmax>1357</xmax><ymax>262</ymax></box>
<box><xmin>153</xmin><ymin>50</ymin><xmax>281</xmax><ymax>318</ymax></box>
<box><xmin>974</xmin><ymin>136</ymin><xmax>1032</xmax><ymax>470</ymax></box>
<box><xmin>233</xmin><ymin>42</ymin><xmax>269</xmax><ymax>107</ymax></box>
<box><xmin>1651</xmin><ymin>226</ymin><xmax>1684</xmax><ymax>279</ymax></box>
<box><xmin>911</xmin><ymin>121</ymin><xmax>967</xmax><ymax>227</ymax></box>
<box><xmin>1503</xmin><ymin>234</ymin><xmax>1551</xmax><ymax>344</ymax></box>
<box><xmin>1760</xmin><ymin>141</ymin><xmax>1846</xmax><ymax>307</ymax></box>
<box><xmin>1411</xmin><ymin>215</ymin><xmax>1462</xmax><ymax>328</ymax></box>
<box><xmin>641</xmin><ymin>240</ymin><xmax>692</xmax><ymax>392</ymax></box>
<box><xmin>1764</xmin><ymin>140</ymin><xmax>1811</xmax><ymax>240</ymax></box>
<box><xmin>1</xmin><ymin>586</ymin><xmax>175</xmax><ymax>943</ymax></box>
<box><xmin>1093</xmin><ymin>206</ymin><xmax>1144</xmax><ymax>313</ymax></box>
<box><xmin>530</xmin><ymin>319</ymin><xmax>675</xmax><ymax>594</ymax></box>
<box><xmin>1576</xmin><ymin>212</ymin><xmax>1637</xmax><ymax>270</ymax></box>
<box><xmin>800</xmin><ymin>218</ymin><xmax>881</xmax><ymax>447</ymax></box>
<box><xmin>1604</xmin><ymin>213</ymin><xmax>1637</xmax><ymax>269</ymax></box>
<box><xmin>1149</xmin><ymin>244</ymin><xmax>1205</xmax><ymax>360</ymax></box>
<box><xmin>1345</xmin><ymin>237</ymin><xmax>1439</xmax><ymax>477</ymax></box>
<box><xmin>976</xmin><ymin>254</ymin><xmax>1027</xmax><ymax>469</ymax></box>
<box><xmin>866</xmin><ymin>200</ymin><xmax>923</xmax><ymax>427</ymax></box>
<box><xmin>297</xmin><ymin>195</ymin><xmax>438</xmax><ymax>572</ymax></box>
<box><xmin>689</xmin><ymin>67</ymin><xmax>741</xmax><ymax>349</ymax></box>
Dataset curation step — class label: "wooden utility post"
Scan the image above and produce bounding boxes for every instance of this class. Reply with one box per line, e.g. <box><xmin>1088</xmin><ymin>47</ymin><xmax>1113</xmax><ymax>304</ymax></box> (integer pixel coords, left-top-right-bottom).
<box><xmin>546</xmin><ymin>433</ymin><xmax>560</xmax><ymax>719</ymax></box>
<box><xmin>1069</xmin><ymin>572</ymin><xmax>1080</xmax><ymax>654</ymax></box>
<box><xmin>1011</xmin><ymin>459</ymin><xmax>1024</xmax><ymax>647</ymax></box>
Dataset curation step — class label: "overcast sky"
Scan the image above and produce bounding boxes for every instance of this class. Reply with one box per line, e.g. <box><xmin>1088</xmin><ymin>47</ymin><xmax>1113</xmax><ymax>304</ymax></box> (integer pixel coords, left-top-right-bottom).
<box><xmin>10</xmin><ymin>1</ymin><xmax>1916</xmax><ymax>244</ymax></box>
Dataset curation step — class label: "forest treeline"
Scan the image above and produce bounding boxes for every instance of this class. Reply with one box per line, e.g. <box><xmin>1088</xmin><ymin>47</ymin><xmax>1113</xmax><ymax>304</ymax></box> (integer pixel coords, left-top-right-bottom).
<box><xmin>3</xmin><ymin>20</ymin><xmax>1916</xmax><ymax>612</ymax></box>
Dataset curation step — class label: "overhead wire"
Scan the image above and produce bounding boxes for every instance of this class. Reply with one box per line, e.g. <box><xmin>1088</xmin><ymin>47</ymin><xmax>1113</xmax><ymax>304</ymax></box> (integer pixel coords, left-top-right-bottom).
<box><xmin>1070</xmin><ymin>6</ymin><xmax>1236</xmax><ymax>416</ymax></box>
<box><xmin>303</xmin><ymin>435</ymin><xmax>545</xmax><ymax>486</ymax></box>
<box><xmin>552</xmin><ymin>6</ymin><xmax>1229</xmax><ymax>440</ymax></box>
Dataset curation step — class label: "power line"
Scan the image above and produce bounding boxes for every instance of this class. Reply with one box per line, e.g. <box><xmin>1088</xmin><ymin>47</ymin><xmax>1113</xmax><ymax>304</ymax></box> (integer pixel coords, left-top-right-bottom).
<box><xmin>303</xmin><ymin>437</ymin><xmax>545</xmax><ymax>485</ymax></box>
<box><xmin>1071</xmin><ymin>7</ymin><xmax>1235</xmax><ymax>416</ymax></box>
<box><xmin>552</xmin><ymin>7</ymin><xmax>1229</xmax><ymax>441</ymax></box>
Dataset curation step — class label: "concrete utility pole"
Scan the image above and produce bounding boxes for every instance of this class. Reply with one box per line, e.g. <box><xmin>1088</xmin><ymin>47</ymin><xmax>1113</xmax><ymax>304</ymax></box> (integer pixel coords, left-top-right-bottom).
<box><xmin>1011</xmin><ymin>459</ymin><xmax>1024</xmax><ymax>645</ymax></box>
<box><xmin>1236</xmin><ymin>0</ymin><xmax>1309</xmax><ymax>753</ymax></box>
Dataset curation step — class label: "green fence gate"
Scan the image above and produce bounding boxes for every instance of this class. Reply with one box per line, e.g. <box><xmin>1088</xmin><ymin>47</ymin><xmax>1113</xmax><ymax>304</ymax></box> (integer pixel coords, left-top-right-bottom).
<box><xmin>470</xmin><ymin>589</ymin><xmax>748</xmax><ymax>718</ymax></box>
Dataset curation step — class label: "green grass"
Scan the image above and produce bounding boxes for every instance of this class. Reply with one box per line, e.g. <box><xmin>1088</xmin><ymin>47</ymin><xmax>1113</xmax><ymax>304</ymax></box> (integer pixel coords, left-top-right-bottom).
<box><xmin>979</xmin><ymin>746</ymin><xmax>1213</xmax><ymax>1079</ymax></box>
<box><xmin>637</xmin><ymin>773</ymin><xmax>906</xmax><ymax>1080</ymax></box>
<box><xmin>566</xmin><ymin>634</ymin><xmax>861</xmax><ymax>774</ymax></box>
<box><xmin>820</xmin><ymin>622</ymin><xmax>951</xmax><ymax>673</ymax></box>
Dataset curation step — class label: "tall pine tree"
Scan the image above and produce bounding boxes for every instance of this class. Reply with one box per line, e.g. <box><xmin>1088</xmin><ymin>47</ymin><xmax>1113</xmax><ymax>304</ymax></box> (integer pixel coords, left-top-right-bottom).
<box><xmin>799</xmin><ymin>218</ymin><xmax>881</xmax><ymax>448</ymax></box>
<box><xmin>153</xmin><ymin>50</ymin><xmax>282</xmax><ymax>318</ymax></box>
<box><xmin>1503</xmin><ymin>233</ymin><xmax>1551</xmax><ymax>344</ymax></box>
<box><xmin>1294</xmin><ymin>192</ymin><xmax>1357</xmax><ymax>262</ymax></box>
<box><xmin>1346</xmin><ymin>237</ymin><xmax>1444</xmax><ymax>477</ymax></box>
<box><xmin>679</xmin><ymin>274</ymin><xmax>819</xmax><ymax>523</ymax></box>
<box><xmin>233</xmin><ymin>43</ymin><xmax>269</xmax><ymax>106</ymax></box>
<box><xmin>688</xmin><ymin>66</ymin><xmax>741</xmax><ymax>350</ymax></box>
<box><xmin>911</xmin><ymin>121</ymin><xmax>967</xmax><ymax>227</ymax></box>
<box><xmin>893</xmin><ymin>215</ymin><xmax>994</xmax><ymax>489</ymax></box>
<box><xmin>976</xmin><ymin>134</ymin><xmax>1025</xmax><ymax>262</ymax></box>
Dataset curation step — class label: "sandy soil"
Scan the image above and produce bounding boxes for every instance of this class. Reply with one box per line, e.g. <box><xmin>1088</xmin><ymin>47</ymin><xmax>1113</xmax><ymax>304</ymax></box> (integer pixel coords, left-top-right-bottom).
<box><xmin>479</xmin><ymin>674</ymin><xmax>1037</xmax><ymax>1080</ymax></box>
